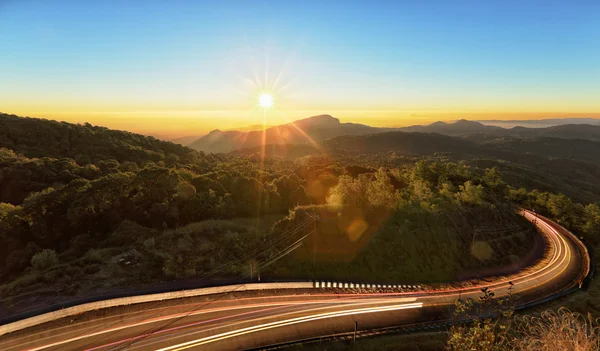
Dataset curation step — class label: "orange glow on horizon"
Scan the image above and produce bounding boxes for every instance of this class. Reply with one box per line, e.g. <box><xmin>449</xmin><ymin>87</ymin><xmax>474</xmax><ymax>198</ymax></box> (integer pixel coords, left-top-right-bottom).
<box><xmin>2</xmin><ymin>107</ymin><xmax>600</xmax><ymax>139</ymax></box>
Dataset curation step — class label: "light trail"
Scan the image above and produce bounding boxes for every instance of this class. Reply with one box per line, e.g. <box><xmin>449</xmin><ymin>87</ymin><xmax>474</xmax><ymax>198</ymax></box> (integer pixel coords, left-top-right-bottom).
<box><xmin>22</xmin><ymin>298</ymin><xmax>418</xmax><ymax>351</ymax></box>
<box><xmin>157</xmin><ymin>303</ymin><xmax>424</xmax><ymax>351</ymax></box>
<box><xmin>115</xmin><ymin>300</ymin><xmax>421</xmax><ymax>351</ymax></box>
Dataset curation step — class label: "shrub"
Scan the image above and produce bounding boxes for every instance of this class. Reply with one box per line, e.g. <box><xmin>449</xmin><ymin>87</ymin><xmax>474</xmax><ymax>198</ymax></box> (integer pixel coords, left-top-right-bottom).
<box><xmin>448</xmin><ymin>303</ymin><xmax>600</xmax><ymax>351</ymax></box>
<box><xmin>84</xmin><ymin>264</ymin><xmax>101</xmax><ymax>275</ymax></box>
<box><xmin>31</xmin><ymin>249</ymin><xmax>59</xmax><ymax>270</ymax></box>
<box><xmin>513</xmin><ymin>308</ymin><xmax>600</xmax><ymax>351</ymax></box>
<box><xmin>3</xmin><ymin>271</ymin><xmax>43</xmax><ymax>294</ymax></box>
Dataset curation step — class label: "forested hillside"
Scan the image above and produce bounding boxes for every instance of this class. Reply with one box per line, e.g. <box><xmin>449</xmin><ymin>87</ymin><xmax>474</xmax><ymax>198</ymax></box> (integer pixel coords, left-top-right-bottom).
<box><xmin>1</xmin><ymin>113</ymin><xmax>599</xmax><ymax>320</ymax></box>
<box><xmin>272</xmin><ymin>165</ymin><xmax>538</xmax><ymax>284</ymax></box>
<box><xmin>231</xmin><ymin>130</ymin><xmax>600</xmax><ymax>203</ymax></box>
<box><xmin>0</xmin><ymin>113</ymin><xmax>208</xmax><ymax>166</ymax></box>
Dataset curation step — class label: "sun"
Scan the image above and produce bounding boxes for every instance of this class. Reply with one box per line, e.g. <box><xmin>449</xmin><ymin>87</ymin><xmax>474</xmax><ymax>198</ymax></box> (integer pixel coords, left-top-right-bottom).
<box><xmin>259</xmin><ymin>93</ymin><xmax>273</xmax><ymax>108</ymax></box>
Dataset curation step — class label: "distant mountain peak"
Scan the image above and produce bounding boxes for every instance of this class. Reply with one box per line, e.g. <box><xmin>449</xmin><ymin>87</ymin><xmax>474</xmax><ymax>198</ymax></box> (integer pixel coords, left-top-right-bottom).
<box><xmin>427</xmin><ymin>119</ymin><xmax>486</xmax><ymax>128</ymax></box>
<box><xmin>292</xmin><ymin>114</ymin><xmax>340</xmax><ymax>126</ymax></box>
<box><xmin>429</xmin><ymin>121</ymin><xmax>448</xmax><ymax>126</ymax></box>
<box><xmin>454</xmin><ymin>119</ymin><xmax>483</xmax><ymax>125</ymax></box>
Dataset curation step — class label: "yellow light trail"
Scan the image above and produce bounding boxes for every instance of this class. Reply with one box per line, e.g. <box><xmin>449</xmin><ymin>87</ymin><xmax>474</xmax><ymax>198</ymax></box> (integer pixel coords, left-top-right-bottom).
<box><xmin>158</xmin><ymin>302</ymin><xmax>424</xmax><ymax>350</ymax></box>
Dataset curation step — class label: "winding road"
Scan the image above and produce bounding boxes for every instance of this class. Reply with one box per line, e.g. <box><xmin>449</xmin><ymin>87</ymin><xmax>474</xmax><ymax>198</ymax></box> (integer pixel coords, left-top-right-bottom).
<box><xmin>0</xmin><ymin>210</ymin><xmax>590</xmax><ymax>350</ymax></box>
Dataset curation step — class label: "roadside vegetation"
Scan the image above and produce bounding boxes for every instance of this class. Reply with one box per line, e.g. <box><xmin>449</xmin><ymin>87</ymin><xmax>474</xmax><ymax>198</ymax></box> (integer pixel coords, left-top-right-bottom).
<box><xmin>446</xmin><ymin>285</ymin><xmax>600</xmax><ymax>351</ymax></box>
<box><xmin>298</xmin><ymin>295</ymin><xmax>599</xmax><ymax>351</ymax></box>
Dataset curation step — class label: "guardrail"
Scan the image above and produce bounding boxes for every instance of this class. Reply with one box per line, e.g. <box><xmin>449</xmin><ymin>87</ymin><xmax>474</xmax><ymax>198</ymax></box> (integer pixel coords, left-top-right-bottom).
<box><xmin>582</xmin><ymin>240</ymin><xmax>595</xmax><ymax>289</ymax></box>
<box><xmin>313</xmin><ymin>281</ymin><xmax>422</xmax><ymax>290</ymax></box>
<box><xmin>0</xmin><ymin>282</ymin><xmax>312</xmax><ymax>336</ymax></box>
<box><xmin>0</xmin><ymin>279</ymin><xmax>426</xmax><ymax>336</ymax></box>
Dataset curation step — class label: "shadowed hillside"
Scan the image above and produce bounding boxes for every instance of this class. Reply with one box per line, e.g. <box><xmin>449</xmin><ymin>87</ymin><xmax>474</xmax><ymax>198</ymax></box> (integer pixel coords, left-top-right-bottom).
<box><xmin>0</xmin><ymin>113</ymin><xmax>207</xmax><ymax>166</ymax></box>
<box><xmin>193</xmin><ymin>116</ymin><xmax>600</xmax><ymax>154</ymax></box>
<box><xmin>399</xmin><ymin>119</ymin><xmax>505</xmax><ymax>136</ymax></box>
<box><xmin>188</xmin><ymin>115</ymin><xmax>398</xmax><ymax>153</ymax></box>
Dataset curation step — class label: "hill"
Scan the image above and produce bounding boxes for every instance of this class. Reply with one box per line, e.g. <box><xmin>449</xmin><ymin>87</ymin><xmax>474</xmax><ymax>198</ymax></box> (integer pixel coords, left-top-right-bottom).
<box><xmin>0</xmin><ymin>113</ymin><xmax>207</xmax><ymax>166</ymax></box>
<box><xmin>169</xmin><ymin>135</ymin><xmax>202</xmax><ymax>146</ymax></box>
<box><xmin>228</xmin><ymin>130</ymin><xmax>493</xmax><ymax>161</ymax></box>
<box><xmin>188</xmin><ymin>114</ymin><xmax>397</xmax><ymax>153</ymax></box>
<box><xmin>326</xmin><ymin>132</ymin><xmax>600</xmax><ymax>202</ymax></box>
<box><xmin>235</xmin><ymin>128</ymin><xmax>600</xmax><ymax>164</ymax></box>
<box><xmin>506</xmin><ymin>124</ymin><xmax>600</xmax><ymax>141</ymax></box>
<box><xmin>480</xmin><ymin>136</ymin><xmax>600</xmax><ymax>163</ymax></box>
<box><xmin>192</xmin><ymin>116</ymin><xmax>600</xmax><ymax>154</ymax></box>
<box><xmin>323</xmin><ymin>131</ymin><xmax>486</xmax><ymax>156</ymax></box>
<box><xmin>230</xmin><ymin>130</ymin><xmax>600</xmax><ymax>203</ymax></box>
<box><xmin>231</xmin><ymin>144</ymin><xmax>324</xmax><ymax>158</ymax></box>
<box><xmin>399</xmin><ymin>120</ymin><xmax>600</xmax><ymax>142</ymax></box>
<box><xmin>168</xmin><ymin>125</ymin><xmax>275</xmax><ymax>147</ymax></box>
<box><xmin>398</xmin><ymin>119</ymin><xmax>506</xmax><ymax>136</ymax></box>
<box><xmin>477</xmin><ymin>117</ymin><xmax>600</xmax><ymax>128</ymax></box>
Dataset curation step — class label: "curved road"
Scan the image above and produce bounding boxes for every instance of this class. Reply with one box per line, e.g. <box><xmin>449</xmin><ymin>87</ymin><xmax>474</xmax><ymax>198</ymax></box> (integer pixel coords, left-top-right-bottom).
<box><xmin>0</xmin><ymin>210</ymin><xmax>590</xmax><ymax>350</ymax></box>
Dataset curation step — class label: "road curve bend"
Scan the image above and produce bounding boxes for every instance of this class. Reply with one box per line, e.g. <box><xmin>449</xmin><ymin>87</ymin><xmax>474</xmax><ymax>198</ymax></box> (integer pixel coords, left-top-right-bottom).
<box><xmin>0</xmin><ymin>210</ymin><xmax>590</xmax><ymax>351</ymax></box>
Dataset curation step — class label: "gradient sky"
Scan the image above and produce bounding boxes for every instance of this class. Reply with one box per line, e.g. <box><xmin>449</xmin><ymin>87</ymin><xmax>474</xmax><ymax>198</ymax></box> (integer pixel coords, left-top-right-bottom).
<box><xmin>1</xmin><ymin>0</ymin><xmax>599</xmax><ymax>137</ymax></box>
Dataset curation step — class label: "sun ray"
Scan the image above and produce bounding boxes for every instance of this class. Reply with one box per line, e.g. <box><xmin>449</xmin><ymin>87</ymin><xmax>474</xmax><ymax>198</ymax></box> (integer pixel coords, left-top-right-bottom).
<box><xmin>231</xmin><ymin>41</ymin><xmax>327</xmax><ymax>155</ymax></box>
<box><xmin>271</xmin><ymin>108</ymin><xmax>322</xmax><ymax>149</ymax></box>
<box><xmin>270</xmin><ymin>53</ymin><xmax>296</xmax><ymax>95</ymax></box>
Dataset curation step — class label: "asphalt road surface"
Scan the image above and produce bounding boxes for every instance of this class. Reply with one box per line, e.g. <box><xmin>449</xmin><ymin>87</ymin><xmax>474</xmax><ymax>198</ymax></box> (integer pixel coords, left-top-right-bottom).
<box><xmin>0</xmin><ymin>210</ymin><xmax>589</xmax><ymax>350</ymax></box>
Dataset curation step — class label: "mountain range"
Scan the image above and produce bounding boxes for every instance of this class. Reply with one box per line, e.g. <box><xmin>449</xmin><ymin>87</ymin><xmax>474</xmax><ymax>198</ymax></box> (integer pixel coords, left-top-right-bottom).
<box><xmin>476</xmin><ymin>118</ymin><xmax>600</xmax><ymax>128</ymax></box>
<box><xmin>185</xmin><ymin>115</ymin><xmax>600</xmax><ymax>153</ymax></box>
<box><xmin>187</xmin><ymin>115</ymin><xmax>395</xmax><ymax>153</ymax></box>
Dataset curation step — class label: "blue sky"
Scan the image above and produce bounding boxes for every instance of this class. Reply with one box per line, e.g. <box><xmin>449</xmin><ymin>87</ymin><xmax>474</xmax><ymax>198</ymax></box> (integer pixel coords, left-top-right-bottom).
<box><xmin>0</xmin><ymin>0</ymin><xmax>599</xmax><ymax>135</ymax></box>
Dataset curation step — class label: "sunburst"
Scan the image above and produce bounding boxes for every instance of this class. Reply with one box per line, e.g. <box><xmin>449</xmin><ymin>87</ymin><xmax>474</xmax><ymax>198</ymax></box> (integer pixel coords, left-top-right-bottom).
<box><xmin>259</xmin><ymin>93</ymin><xmax>273</xmax><ymax>108</ymax></box>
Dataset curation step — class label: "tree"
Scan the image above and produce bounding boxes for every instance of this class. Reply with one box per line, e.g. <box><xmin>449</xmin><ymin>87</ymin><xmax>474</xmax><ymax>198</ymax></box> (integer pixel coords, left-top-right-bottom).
<box><xmin>327</xmin><ymin>174</ymin><xmax>369</xmax><ymax>210</ymax></box>
<box><xmin>547</xmin><ymin>193</ymin><xmax>575</xmax><ymax>227</ymax></box>
<box><xmin>483</xmin><ymin>167</ymin><xmax>507</xmax><ymax>196</ymax></box>
<box><xmin>366</xmin><ymin>169</ymin><xmax>397</xmax><ymax>208</ymax></box>
<box><xmin>456</xmin><ymin>181</ymin><xmax>484</xmax><ymax>205</ymax></box>
<box><xmin>412</xmin><ymin>160</ymin><xmax>437</xmax><ymax>184</ymax></box>
<box><xmin>411</xmin><ymin>179</ymin><xmax>434</xmax><ymax>204</ymax></box>
<box><xmin>583</xmin><ymin>203</ymin><xmax>600</xmax><ymax>243</ymax></box>
<box><xmin>0</xmin><ymin>203</ymin><xmax>17</xmax><ymax>219</ymax></box>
